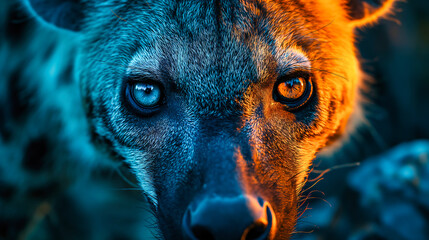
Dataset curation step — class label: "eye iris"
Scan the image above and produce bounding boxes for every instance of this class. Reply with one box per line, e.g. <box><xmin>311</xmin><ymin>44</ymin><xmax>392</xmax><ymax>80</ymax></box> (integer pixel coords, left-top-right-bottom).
<box><xmin>133</xmin><ymin>83</ymin><xmax>161</xmax><ymax>107</ymax></box>
<box><xmin>277</xmin><ymin>77</ymin><xmax>306</xmax><ymax>100</ymax></box>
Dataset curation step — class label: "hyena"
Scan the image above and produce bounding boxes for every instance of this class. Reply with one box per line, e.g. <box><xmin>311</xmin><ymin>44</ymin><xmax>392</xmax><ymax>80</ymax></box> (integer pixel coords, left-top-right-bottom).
<box><xmin>3</xmin><ymin>0</ymin><xmax>396</xmax><ymax>239</ymax></box>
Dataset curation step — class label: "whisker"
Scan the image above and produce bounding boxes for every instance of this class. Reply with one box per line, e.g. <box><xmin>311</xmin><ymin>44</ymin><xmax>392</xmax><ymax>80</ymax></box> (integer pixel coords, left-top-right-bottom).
<box><xmin>309</xmin><ymin>67</ymin><xmax>349</xmax><ymax>81</ymax></box>
<box><xmin>285</xmin><ymin>57</ymin><xmax>343</xmax><ymax>68</ymax></box>
<box><xmin>281</xmin><ymin>65</ymin><xmax>349</xmax><ymax>81</ymax></box>
<box><xmin>361</xmin><ymin>116</ymin><xmax>389</xmax><ymax>150</ymax></box>
<box><xmin>298</xmin><ymin>194</ymin><xmax>313</xmax><ymax>209</ymax></box>
<box><xmin>291</xmin><ymin>229</ymin><xmax>315</xmax><ymax>234</ymax></box>
<box><xmin>296</xmin><ymin>203</ymin><xmax>312</xmax><ymax>220</ymax></box>
<box><xmin>302</xmin><ymin>196</ymin><xmax>332</xmax><ymax>208</ymax></box>
<box><xmin>286</xmin><ymin>168</ymin><xmax>309</xmax><ymax>183</ymax></box>
<box><xmin>300</xmin><ymin>18</ymin><xmax>336</xmax><ymax>39</ymax></box>
<box><xmin>115</xmin><ymin>165</ymin><xmax>140</xmax><ymax>188</ymax></box>
<box><xmin>299</xmin><ymin>189</ymin><xmax>325</xmax><ymax>201</ymax></box>
<box><xmin>300</xmin><ymin>177</ymin><xmax>324</xmax><ymax>194</ymax></box>
<box><xmin>110</xmin><ymin>8</ymin><xmax>127</xmax><ymax>22</ymax></box>
<box><xmin>311</xmin><ymin>162</ymin><xmax>361</xmax><ymax>175</ymax></box>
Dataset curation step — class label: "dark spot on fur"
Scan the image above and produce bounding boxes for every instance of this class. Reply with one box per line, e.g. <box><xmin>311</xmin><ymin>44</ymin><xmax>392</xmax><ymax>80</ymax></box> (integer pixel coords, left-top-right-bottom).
<box><xmin>0</xmin><ymin>105</ymin><xmax>12</xmax><ymax>141</ymax></box>
<box><xmin>295</xmin><ymin>38</ymin><xmax>317</xmax><ymax>51</ymax></box>
<box><xmin>326</xmin><ymin>99</ymin><xmax>338</xmax><ymax>125</ymax></box>
<box><xmin>0</xmin><ymin>217</ymin><xmax>29</xmax><ymax>239</ymax></box>
<box><xmin>9</xmin><ymin>68</ymin><xmax>33</xmax><ymax>121</ymax></box>
<box><xmin>43</xmin><ymin>44</ymin><xmax>56</xmax><ymax>60</ymax></box>
<box><xmin>83</xmin><ymin>94</ymin><xmax>94</xmax><ymax>120</ymax></box>
<box><xmin>5</xmin><ymin>5</ymin><xmax>31</xmax><ymax>45</ymax></box>
<box><xmin>59</xmin><ymin>64</ymin><xmax>74</xmax><ymax>85</ymax></box>
<box><xmin>28</xmin><ymin>182</ymin><xmax>60</xmax><ymax>199</ymax></box>
<box><xmin>346</xmin><ymin>0</ymin><xmax>386</xmax><ymax>20</ymax></box>
<box><xmin>22</xmin><ymin>137</ymin><xmax>49</xmax><ymax>171</ymax></box>
<box><xmin>0</xmin><ymin>181</ymin><xmax>16</xmax><ymax>201</ymax></box>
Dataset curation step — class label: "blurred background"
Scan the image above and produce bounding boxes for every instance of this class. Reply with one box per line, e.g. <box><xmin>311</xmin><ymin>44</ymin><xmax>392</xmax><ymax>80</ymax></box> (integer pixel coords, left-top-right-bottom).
<box><xmin>1</xmin><ymin>0</ymin><xmax>428</xmax><ymax>239</ymax></box>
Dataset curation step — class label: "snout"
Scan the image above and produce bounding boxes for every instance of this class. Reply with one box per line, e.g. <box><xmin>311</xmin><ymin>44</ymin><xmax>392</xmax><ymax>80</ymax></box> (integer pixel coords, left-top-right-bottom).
<box><xmin>182</xmin><ymin>194</ymin><xmax>276</xmax><ymax>240</ymax></box>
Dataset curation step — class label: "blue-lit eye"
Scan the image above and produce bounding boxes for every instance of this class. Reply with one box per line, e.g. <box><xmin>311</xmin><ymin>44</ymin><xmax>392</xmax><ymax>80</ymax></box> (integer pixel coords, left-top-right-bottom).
<box><xmin>125</xmin><ymin>81</ymin><xmax>165</xmax><ymax>116</ymax></box>
<box><xmin>132</xmin><ymin>83</ymin><xmax>161</xmax><ymax>107</ymax></box>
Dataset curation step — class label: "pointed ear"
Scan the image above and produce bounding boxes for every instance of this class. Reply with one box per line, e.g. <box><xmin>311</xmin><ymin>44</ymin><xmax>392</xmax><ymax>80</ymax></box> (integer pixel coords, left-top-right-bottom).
<box><xmin>23</xmin><ymin>0</ymin><xmax>86</xmax><ymax>31</ymax></box>
<box><xmin>344</xmin><ymin>0</ymin><xmax>397</xmax><ymax>27</ymax></box>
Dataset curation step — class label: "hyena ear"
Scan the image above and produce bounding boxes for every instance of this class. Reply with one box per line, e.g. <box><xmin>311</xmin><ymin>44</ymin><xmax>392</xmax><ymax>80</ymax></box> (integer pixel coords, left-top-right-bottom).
<box><xmin>23</xmin><ymin>0</ymin><xmax>85</xmax><ymax>31</ymax></box>
<box><xmin>344</xmin><ymin>0</ymin><xmax>397</xmax><ymax>27</ymax></box>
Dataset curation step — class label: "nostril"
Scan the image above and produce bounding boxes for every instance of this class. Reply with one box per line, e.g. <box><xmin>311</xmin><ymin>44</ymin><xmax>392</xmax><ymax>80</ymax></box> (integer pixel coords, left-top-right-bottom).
<box><xmin>191</xmin><ymin>225</ymin><xmax>215</xmax><ymax>240</ymax></box>
<box><xmin>243</xmin><ymin>221</ymin><xmax>268</xmax><ymax>240</ymax></box>
<box><xmin>243</xmin><ymin>203</ymin><xmax>275</xmax><ymax>240</ymax></box>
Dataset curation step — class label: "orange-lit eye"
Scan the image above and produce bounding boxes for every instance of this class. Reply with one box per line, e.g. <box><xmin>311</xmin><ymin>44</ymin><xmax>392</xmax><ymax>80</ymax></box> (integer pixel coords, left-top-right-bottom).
<box><xmin>277</xmin><ymin>78</ymin><xmax>306</xmax><ymax>100</ymax></box>
<box><xmin>273</xmin><ymin>73</ymin><xmax>313</xmax><ymax>110</ymax></box>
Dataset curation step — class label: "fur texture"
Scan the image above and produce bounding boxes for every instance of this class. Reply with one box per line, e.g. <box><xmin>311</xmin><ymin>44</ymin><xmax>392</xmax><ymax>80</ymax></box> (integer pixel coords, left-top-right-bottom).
<box><xmin>1</xmin><ymin>0</ymin><xmax>397</xmax><ymax>239</ymax></box>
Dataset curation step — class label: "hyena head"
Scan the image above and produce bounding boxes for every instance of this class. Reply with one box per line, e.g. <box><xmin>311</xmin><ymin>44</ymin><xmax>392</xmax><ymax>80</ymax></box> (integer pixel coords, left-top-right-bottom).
<box><xmin>25</xmin><ymin>0</ymin><xmax>396</xmax><ymax>239</ymax></box>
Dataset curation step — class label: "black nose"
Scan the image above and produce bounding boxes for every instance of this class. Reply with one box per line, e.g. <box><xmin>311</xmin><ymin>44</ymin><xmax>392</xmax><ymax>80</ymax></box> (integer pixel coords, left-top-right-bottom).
<box><xmin>182</xmin><ymin>195</ymin><xmax>276</xmax><ymax>240</ymax></box>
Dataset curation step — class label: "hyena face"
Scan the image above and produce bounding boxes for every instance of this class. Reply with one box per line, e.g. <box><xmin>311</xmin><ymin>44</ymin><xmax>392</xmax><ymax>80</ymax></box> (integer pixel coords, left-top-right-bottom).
<box><xmin>25</xmin><ymin>0</ymin><xmax>395</xmax><ymax>239</ymax></box>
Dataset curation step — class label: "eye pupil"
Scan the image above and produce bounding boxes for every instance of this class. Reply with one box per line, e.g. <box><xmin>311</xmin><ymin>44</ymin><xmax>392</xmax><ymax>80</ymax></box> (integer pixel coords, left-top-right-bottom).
<box><xmin>277</xmin><ymin>77</ymin><xmax>306</xmax><ymax>100</ymax></box>
<box><xmin>132</xmin><ymin>83</ymin><xmax>161</xmax><ymax>107</ymax></box>
<box><xmin>144</xmin><ymin>87</ymin><xmax>152</xmax><ymax>94</ymax></box>
<box><xmin>286</xmin><ymin>81</ymin><xmax>295</xmax><ymax>88</ymax></box>
<box><xmin>273</xmin><ymin>73</ymin><xmax>313</xmax><ymax>110</ymax></box>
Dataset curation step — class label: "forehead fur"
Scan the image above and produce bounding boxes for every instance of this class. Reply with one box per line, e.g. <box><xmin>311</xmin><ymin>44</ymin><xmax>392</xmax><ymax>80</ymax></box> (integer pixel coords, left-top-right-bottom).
<box><xmin>83</xmin><ymin>0</ymin><xmax>356</xmax><ymax>114</ymax></box>
<box><xmin>79</xmin><ymin>0</ymin><xmax>359</xmax><ymax>154</ymax></box>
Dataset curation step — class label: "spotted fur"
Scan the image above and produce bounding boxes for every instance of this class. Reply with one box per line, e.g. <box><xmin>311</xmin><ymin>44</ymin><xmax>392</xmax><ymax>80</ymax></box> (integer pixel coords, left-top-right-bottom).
<box><xmin>0</xmin><ymin>1</ymin><xmax>155</xmax><ymax>239</ymax></box>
